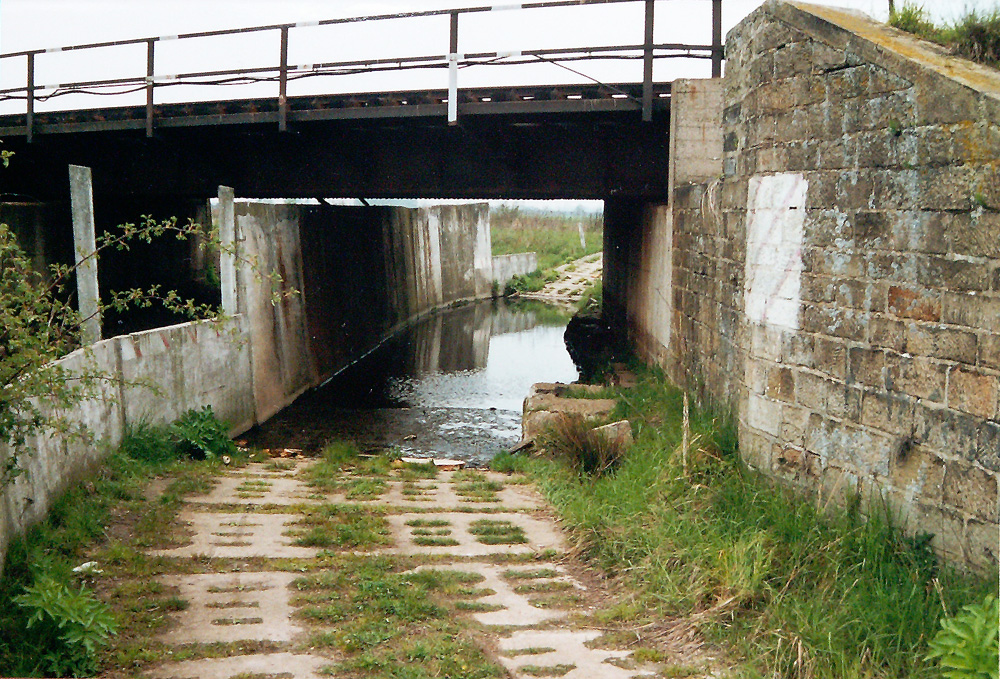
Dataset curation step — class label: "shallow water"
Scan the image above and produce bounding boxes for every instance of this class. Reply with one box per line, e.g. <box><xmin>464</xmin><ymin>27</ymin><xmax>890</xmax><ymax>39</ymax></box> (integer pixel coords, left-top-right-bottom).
<box><xmin>246</xmin><ymin>299</ymin><xmax>577</xmax><ymax>465</ymax></box>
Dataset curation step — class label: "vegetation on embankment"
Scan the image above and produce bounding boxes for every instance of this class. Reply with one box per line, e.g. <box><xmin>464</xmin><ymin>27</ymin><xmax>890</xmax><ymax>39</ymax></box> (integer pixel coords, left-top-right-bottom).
<box><xmin>490</xmin><ymin>203</ymin><xmax>602</xmax><ymax>272</ymax></box>
<box><xmin>891</xmin><ymin>4</ymin><xmax>1000</xmax><ymax>67</ymax></box>
<box><xmin>494</xmin><ymin>366</ymin><xmax>998</xmax><ymax>678</ymax></box>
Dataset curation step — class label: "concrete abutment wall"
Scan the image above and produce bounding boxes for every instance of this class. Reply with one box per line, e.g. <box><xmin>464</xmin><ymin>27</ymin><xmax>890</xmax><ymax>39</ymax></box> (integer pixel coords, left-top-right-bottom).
<box><xmin>610</xmin><ymin>0</ymin><xmax>999</xmax><ymax>569</ymax></box>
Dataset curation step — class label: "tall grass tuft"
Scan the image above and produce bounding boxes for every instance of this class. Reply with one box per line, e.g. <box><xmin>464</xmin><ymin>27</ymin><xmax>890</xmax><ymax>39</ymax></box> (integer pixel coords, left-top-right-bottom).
<box><xmin>891</xmin><ymin>4</ymin><xmax>1000</xmax><ymax>67</ymax></box>
<box><xmin>525</xmin><ymin>367</ymin><xmax>996</xmax><ymax>678</ymax></box>
<box><xmin>538</xmin><ymin>414</ymin><xmax>628</xmax><ymax>477</ymax></box>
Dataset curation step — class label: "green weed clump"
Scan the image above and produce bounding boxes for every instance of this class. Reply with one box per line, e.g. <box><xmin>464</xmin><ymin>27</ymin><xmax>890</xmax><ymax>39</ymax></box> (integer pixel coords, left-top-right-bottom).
<box><xmin>891</xmin><ymin>4</ymin><xmax>1000</xmax><ymax>67</ymax></box>
<box><xmin>14</xmin><ymin>575</ymin><xmax>118</xmax><ymax>677</ymax></box>
<box><xmin>926</xmin><ymin>594</ymin><xmax>999</xmax><ymax>678</ymax></box>
<box><xmin>523</xmin><ymin>367</ymin><xmax>996</xmax><ymax>678</ymax></box>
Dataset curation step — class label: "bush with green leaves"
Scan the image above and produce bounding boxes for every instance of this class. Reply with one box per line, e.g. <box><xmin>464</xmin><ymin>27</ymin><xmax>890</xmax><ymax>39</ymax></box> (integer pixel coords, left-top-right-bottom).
<box><xmin>926</xmin><ymin>595</ymin><xmax>999</xmax><ymax>679</ymax></box>
<box><xmin>170</xmin><ymin>406</ymin><xmax>236</xmax><ymax>460</ymax></box>
<box><xmin>14</xmin><ymin>575</ymin><xmax>118</xmax><ymax>677</ymax></box>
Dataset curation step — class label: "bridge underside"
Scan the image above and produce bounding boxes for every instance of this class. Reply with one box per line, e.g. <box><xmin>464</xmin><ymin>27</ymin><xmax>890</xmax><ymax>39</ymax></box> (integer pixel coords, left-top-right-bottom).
<box><xmin>1</xmin><ymin>86</ymin><xmax>671</xmax><ymax>202</ymax></box>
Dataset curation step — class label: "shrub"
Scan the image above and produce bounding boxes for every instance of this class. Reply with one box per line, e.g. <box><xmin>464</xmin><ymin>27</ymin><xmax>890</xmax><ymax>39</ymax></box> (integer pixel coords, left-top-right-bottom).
<box><xmin>14</xmin><ymin>575</ymin><xmax>118</xmax><ymax>677</ymax></box>
<box><xmin>169</xmin><ymin>406</ymin><xmax>236</xmax><ymax>460</ymax></box>
<box><xmin>926</xmin><ymin>595</ymin><xmax>999</xmax><ymax>679</ymax></box>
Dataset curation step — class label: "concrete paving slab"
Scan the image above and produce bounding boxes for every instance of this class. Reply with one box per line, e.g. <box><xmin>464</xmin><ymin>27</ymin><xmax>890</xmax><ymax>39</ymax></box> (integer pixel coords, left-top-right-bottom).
<box><xmin>384</xmin><ymin>512</ymin><xmax>565</xmax><ymax>556</ymax></box>
<box><xmin>184</xmin><ymin>475</ymin><xmax>321</xmax><ymax>506</ymax></box>
<box><xmin>147</xmin><ymin>512</ymin><xmax>319</xmax><ymax>558</ymax></box>
<box><xmin>499</xmin><ymin>629</ymin><xmax>654</xmax><ymax>679</ymax></box>
<box><xmin>145</xmin><ymin>652</ymin><xmax>330</xmax><ymax>679</ymax></box>
<box><xmin>156</xmin><ymin>572</ymin><xmax>302</xmax><ymax>644</ymax></box>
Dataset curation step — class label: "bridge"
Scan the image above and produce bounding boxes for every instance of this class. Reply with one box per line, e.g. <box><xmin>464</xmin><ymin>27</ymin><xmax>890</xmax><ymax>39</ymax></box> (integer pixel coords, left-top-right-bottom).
<box><xmin>0</xmin><ymin>0</ymin><xmax>723</xmax><ymax>201</ymax></box>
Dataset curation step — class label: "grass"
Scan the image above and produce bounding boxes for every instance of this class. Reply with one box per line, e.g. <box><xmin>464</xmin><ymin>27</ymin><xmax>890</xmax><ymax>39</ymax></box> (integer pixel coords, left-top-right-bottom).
<box><xmin>469</xmin><ymin>519</ymin><xmax>528</xmax><ymax>545</ymax></box>
<box><xmin>290</xmin><ymin>505</ymin><xmax>391</xmax><ymax>549</ymax></box>
<box><xmin>520</xmin><ymin>365</ymin><xmax>997</xmax><ymax>678</ymax></box>
<box><xmin>491</xmin><ymin>225</ymin><xmax>602</xmax><ymax>272</ymax></box>
<box><xmin>454</xmin><ymin>476</ymin><xmax>504</xmax><ymax>503</ymax></box>
<box><xmin>891</xmin><ymin>4</ymin><xmax>1000</xmax><ymax>67</ymax></box>
<box><xmin>295</xmin><ymin>557</ymin><xmax>506</xmax><ymax>679</ymax></box>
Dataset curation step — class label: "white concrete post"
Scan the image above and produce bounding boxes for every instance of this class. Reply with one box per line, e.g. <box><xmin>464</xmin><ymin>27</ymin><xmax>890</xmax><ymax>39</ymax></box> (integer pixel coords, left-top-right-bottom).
<box><xmin>68</xmin><ymin>165</ymin><xmax>101</xmax><ymax>345</ymax></box>
<box><xmin>218</xmin><ymin>186</ymin><xmax>239</xmax><ymax>316</ymax></box>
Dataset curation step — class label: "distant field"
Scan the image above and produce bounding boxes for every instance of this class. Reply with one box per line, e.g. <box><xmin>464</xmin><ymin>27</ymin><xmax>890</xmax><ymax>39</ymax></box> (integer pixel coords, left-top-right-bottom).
<box><xmin>490</xmin><ymin>205</ymin><xmax>602</xmax><ymax>271</ymax></box>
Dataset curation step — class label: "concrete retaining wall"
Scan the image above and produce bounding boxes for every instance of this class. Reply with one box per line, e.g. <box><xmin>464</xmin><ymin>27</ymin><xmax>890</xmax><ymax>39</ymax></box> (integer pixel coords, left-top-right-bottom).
<box><xmin>492</xmin><ymin>253</ymin><xmax>539</xmax><ymax>290</ymax></box>
<box><xmin>613</xmin><ymin>0</ymin><xmax>1000</xmax><ymax>569</ymax></box>
<box><xmin>0</xmin><ymin>316</ymin><xmax>254</xmax><ymax>571</ymax></box>
<box><xmin>0</xmin><ymin>199</ymin><xmax>492</xmax><ymax>571</ymax></box>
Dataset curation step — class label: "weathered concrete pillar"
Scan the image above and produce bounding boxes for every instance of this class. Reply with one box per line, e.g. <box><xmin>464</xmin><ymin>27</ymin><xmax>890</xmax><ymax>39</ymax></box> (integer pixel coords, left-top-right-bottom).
<box><xmin>68</xmin><ymin>165</ymin><xmax>101</xmax><ymax>345</ymax></box>
<box><xmin>218</xmin><ymin>186</ymin><xmax>239</xmax><ymax>316</ymax></box>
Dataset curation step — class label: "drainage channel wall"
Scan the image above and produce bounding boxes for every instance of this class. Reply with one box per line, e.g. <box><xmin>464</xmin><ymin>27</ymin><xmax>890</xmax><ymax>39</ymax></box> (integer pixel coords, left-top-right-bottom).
<box><xmin>0</xmin><ymin>200</ymin><xmax>492</xmax><ymax>570</ymax></box>
<box><xmin>606</xmin><ymin>0</ymin><xmax>999</xmax><ymax>569</ymax></box>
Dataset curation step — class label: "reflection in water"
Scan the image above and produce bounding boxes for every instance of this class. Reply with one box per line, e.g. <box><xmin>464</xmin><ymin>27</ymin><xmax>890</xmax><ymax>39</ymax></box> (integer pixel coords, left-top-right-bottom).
<box><xmin>249</xmin><ymin>299</ymin><xmax>577</xmax><ymax>465</ymax></box>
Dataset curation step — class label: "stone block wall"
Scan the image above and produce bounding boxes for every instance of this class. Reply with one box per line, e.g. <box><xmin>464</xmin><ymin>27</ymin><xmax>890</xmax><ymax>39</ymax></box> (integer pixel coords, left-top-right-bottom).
<box><xmin>622</xmin><ymin>1</ymin><xmax>999</xmax><ymax>568</ymax></box>
<box><xmin>724</xmin><ymin>1</ymin><xmax>1000</xmax><ymax>568</ymax></box>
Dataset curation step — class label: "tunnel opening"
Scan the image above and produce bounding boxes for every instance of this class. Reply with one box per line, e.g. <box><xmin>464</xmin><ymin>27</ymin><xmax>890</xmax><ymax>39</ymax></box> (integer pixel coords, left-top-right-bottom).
<box><xmin>243</xmin><ymin>197</ymin><xmax>605</xmax><ymax>465</ymax></box>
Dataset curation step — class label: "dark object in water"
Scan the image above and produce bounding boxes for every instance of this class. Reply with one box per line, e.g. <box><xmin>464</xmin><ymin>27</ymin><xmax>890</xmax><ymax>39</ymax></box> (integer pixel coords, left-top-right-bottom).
<box><xmin>564</xmin><ymin>315</ymin><xmax>615</xmax><ymax>382</ymax></box>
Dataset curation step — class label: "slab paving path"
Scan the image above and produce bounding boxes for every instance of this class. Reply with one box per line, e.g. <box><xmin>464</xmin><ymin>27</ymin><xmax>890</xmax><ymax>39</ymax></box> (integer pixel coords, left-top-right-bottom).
<box><xmin>136</xmin><ymin>457</ymin><xmax>673</xmax><ymax>679</ymax></box>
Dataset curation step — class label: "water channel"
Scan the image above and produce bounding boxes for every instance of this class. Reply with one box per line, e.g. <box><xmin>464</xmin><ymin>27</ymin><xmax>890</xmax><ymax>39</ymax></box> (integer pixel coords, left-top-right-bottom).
<box><xmin>246</xmin><ymin>299</ymin><xmax>578</xmax><ymax>466</ymax></box>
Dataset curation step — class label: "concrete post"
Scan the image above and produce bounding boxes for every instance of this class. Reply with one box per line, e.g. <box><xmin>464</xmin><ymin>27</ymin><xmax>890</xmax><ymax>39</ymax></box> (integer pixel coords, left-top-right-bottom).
<box><xmin>68</xmin><ymin>165</ymin><xmax>101</xmax><ymax>345</ymax></box>
<box><xmin>218</xmin><ymin>186</ymin><xmax>239</xmax><ymax>316</ymax></box>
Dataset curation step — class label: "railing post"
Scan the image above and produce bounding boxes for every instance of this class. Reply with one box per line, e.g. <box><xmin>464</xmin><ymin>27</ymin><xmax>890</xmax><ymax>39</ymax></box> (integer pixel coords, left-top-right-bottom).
<box><xmin>711</xmin><ymin>0</ymin><xmax>723</xmax><ymax>78</ymax></box>
<box><xmin>279</xmin><ymin>26</ymin><xmax>289</xmax><ymax>132</ymax></box>
<box><xmin>448</xmin><ymin>11</ymin><xmax>459</xmax><ymax>125</ymax></box>
<box><xmin>146</xmin><ymin>39</ymin><xmax>155</xmax><ymax>137</ymax></box>
<box><xmin>642</xmin><ymin>0</ymin><xmax>654</xmax><ymax>122</ymax></box>
<box><xmin>26</xmin><ymin>53</ymin><xmax>35</xmax><ymax>143</ymax></box>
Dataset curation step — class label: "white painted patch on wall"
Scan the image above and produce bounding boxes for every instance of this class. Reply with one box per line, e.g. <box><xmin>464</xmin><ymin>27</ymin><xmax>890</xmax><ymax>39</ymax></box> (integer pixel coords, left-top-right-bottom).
<box><xmin>744</xmin><ymin>173</ymin><xmax>807</xmax><ymax>330</ymax></box>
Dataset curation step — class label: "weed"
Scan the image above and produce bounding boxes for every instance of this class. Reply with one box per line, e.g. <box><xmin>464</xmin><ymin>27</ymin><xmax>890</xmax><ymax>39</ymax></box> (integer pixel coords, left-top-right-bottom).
<box><xmin>513</xmin><ymin>581</ymin><xmax>574</xmax><ymax>594</ymax></box>
<box><xmin>398</xmin><ymin>461</ymin><xmax>439</xmax><ymax>479</ymax></box>
<box><xmin>321</xmin><ymin>441</ymin><xmax>360</xmax><ymax>467</ymax></box>
<box><xmin>290</xmin><ymin>505</ymin><xmax>391</xmax><ymax>549</ymax></box>
<box><xmin>406</xmin><ymin>519</ymin><xmax>451</xmax><ymax>528</ymax></box>
<box><xmin>120</xmin><ymin>420</ymin><xmax>177</xmax><ymax>464</ymax></box>
<box><xmin>926</xmin><ymin>594</ymin><xmax>999</xmax><ymax>678</ymax></box>
<box><xmin>538</xmin><ymin>414</ymin><xmax>627</xmax><ymax>477</ymax></box>
<box><xmin>528</xmin><ymin>592</ymin><xmax>585</xmax><ymax>609</ymax></box>
<box><xmin>490</xmin><ymin>451</ymin><xmax>531</xmax><ymax>474</ymax></box>
<box><xmin>413</xmin><ymin>536</ymin><xmax>461</xmax><ymax>547</ymax></box>
<box><xmin>891</xmin><ymin>4</ymin><xmax>1000</xmax><ymax>67</ymax></box>
<box><xmin>469</xmin><ymin>519</ymin><xmax>528</xmax><ymax>545</ymax></box>
<box><xmin>345</xmin><ymin>477</ymin><xmax>387</xmax><ymax>500</ymax></box>
<box><xmin>520</xmin><ymin>663</ymin><xmax>575</xmax><ymax>676</ymax></box>
<box><xmin>170</xmin><ymin>406</ymin><xmax>236</xmax><ymax>460</ymax></box>
<box><xmin>455</xmin><ymin>477</ymin><xmax>504</xmax><ymax>502</ymax></box>
<box><xmin>14</xmin><ymin>575</ymin><xmax>118</xmax><ymax>677</ymax></box>
<box><xmin>504</xmin><ymin>647</ymin><xmax>557</xmax><ymax>656</ymax></box>
<box><xmin>454</xmin><ymin>601</ymin><xmax>505</xmax><ymax>612</ymax></box>
<box><xmin>503</xmin><ymin>568</ymin><xmax>561</xmax><ymax>580</ymax></box>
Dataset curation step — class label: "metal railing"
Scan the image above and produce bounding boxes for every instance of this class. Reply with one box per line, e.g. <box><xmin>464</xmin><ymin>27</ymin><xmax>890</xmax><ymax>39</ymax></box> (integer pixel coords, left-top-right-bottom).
<box><xmin>0</xmin><ymin>0</ymin><xmax>723</xmax><ymax>141</ymax></box>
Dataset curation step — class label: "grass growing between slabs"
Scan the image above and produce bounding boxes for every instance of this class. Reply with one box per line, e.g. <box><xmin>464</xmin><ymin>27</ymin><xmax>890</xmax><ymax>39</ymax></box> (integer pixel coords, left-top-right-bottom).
<box><xmin>499</xmin><ymin>366</ymin><xmax>997</xmax><ymax>678</ymax></box>
<box><xmin>294</xmin><ymin>557</ymin><xmax>506</xmax><ymax>679</ymax></box>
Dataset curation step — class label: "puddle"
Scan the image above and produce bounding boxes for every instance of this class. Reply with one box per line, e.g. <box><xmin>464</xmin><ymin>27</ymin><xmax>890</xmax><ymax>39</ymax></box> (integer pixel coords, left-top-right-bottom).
<box><xmin>246</xmin><ymin>299</ymin><xmax>577</xmax><ymax>465</ymax></box>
